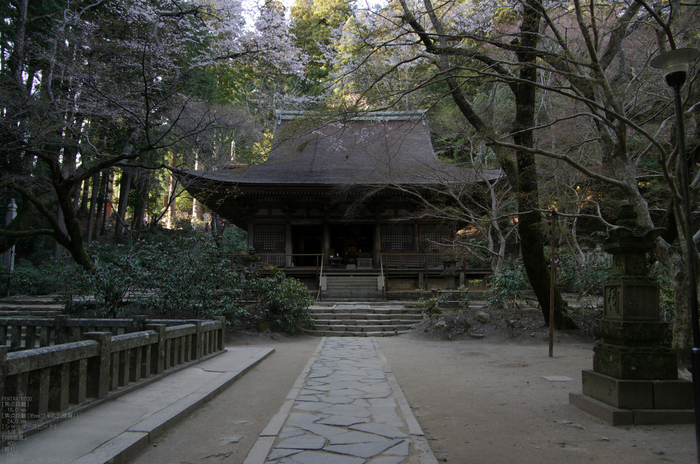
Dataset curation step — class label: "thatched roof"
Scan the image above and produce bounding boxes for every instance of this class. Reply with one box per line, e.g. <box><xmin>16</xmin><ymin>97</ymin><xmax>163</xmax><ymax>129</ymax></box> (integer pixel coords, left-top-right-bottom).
<box><xmin>181</xmin><ymin>111</ymin><xmax>500</xmax><ymax>188</ymax></box>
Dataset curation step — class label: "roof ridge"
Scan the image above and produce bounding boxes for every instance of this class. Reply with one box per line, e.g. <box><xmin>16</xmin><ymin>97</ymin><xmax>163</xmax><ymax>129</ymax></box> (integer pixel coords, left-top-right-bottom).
<box><xmin>276</xmin><ymin>110</ymin><xmax>427</xmax><ymax>123</ymax></box>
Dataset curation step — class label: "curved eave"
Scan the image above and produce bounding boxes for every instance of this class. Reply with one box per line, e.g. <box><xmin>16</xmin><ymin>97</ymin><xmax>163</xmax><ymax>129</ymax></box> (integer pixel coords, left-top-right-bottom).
<box><xmin>175</xmin><ymin>168</ymin><xmax>505</xmax><ymax>226</ymax></box>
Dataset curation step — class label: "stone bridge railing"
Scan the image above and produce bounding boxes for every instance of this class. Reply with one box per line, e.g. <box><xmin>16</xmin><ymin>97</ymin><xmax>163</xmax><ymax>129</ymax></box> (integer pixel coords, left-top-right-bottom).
<box><xmin>0</xmin><ymin>316</ymin><xmax>226</xmax><ymax>441</ymax></box>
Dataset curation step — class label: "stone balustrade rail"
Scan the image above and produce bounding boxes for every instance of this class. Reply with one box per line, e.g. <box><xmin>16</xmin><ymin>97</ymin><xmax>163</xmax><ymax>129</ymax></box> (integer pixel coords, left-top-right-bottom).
<box><xmin>0</xmin><ymin>316</ymin><xmax>226</xmax><ymax>441</ymax></box>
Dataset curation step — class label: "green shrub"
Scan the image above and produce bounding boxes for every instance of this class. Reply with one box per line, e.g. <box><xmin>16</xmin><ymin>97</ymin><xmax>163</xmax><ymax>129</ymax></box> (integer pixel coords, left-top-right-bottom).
<box><xmin>1</xmin><ymin>259</ymin><xmax>66</xmax><ymax>295</ymax></box>
<box><xmin>56</xmin><ymin>236</ymin><xmax>314</xmax><ymax>330</ymax></box>
<box><xmin>419</xmin><ymin>292</ymin><xmax>449</xmax><ymax>317</ymax></box>
<box><xmin>59</xmin><ymin>245</ymin><xmax>149</xmax><ymax>317</ymax></box>
<box><xmin>555</xmin><ymin>248</ymin><xmax>611</xmax><ymax>296</ymax></box>
<box><xmin>220</xmin><ymin>226</ymin><xmax>248</xmax><ymax>254</ymax></box>
<box><xmin>241</xmin><ymin>271</ymin><xmax>314</xmax><ymax>333</ymax></box>
<box><xmin>419</xmin><ymin>288</ymin><xmax>469</xmax><ymax>316</ymax></box>
<box><xmin>134</xmin><ymin>236</ymin><xmax>243</xmax><ymax>319</ymax></box>
<box><xmin>650</xmin><ymin>262</ymin><xmax>674</xmax><ymax>322</ymax></box>
<box><xmin>488</xmin><ymin>262</ymin><xmax>532</xmax><ymax>309</ymax></box>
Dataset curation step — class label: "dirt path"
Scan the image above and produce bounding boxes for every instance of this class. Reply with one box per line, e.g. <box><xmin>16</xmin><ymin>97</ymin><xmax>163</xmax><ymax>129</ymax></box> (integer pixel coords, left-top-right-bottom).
<box><xmin>129</xmin><ymin>333</ymin><xmax>320</xmax><ymax>464</ymax></box>
<box><xmin>128</xmin><ymin>331</ymin><xmax>695</xmax><ymax>464</ymax></box>
<box><xmin>379</xmin><ymin>334</ymin><xmax>694</xmax><ymax>463</ymax></box>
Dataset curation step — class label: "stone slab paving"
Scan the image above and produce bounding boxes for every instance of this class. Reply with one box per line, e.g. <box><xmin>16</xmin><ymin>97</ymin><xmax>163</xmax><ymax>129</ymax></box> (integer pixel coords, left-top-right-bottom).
<box><xmin>245</xmin><ymin>337</ymin><xmax>437</xmax><ymax>464</ymax></box>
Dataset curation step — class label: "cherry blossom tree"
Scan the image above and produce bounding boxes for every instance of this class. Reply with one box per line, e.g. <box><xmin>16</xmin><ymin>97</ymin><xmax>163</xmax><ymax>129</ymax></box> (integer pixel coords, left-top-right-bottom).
<box><xmin>0</xmin><ymin>0</ymin><xmax>306</xmax><ymax>269</ymax></box>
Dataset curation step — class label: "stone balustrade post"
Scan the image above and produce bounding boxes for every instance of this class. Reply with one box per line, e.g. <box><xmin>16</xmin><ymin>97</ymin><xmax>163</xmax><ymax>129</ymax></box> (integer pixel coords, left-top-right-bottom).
<box><xmin>55</xmin><ymin>315</ymin><xmax>70</xmax><ymax>344</ymax></box>
<box><xmin>194</xmin><ymin>321</ymin><xmax>203</xmax><ymax>359</ymax></box>
<box><xmin>9</xmin><ymin>323</ymin><xmax>21</xmax><ymax>349</ymax></box>
<box><xmin>0</xmin><ymin>346</ymin><xmax>7</xmax><ymax>430</ymax></box>
<box><xmin>146</xmin><ymin>324</ymin><xmax>166</xmax><ymax>374</ymax></box>
<box><xmin>214</xmin><ymin>316</ymin><xmax>226</xmax><ymax>351</ymax></box>
<box><xmin>132</xmin><ymin>315</ymin><xmax>147</xmax><ymax>333</ymax></box>
<box><xmin>85</xmin><ymin>332</ymin><xmax>113</xmax><ymax>399</ymax></box>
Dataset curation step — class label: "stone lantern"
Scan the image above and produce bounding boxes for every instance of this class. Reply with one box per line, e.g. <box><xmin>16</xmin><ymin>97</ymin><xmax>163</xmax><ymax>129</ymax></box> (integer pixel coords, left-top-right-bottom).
<box><xmin>570</xmin><ymin>204</ymin><xmax>693</xmax><ymax>425</ymax></box>
<box><xmin>244</xmin><ymin>246</ymin><xmax>259</xmax><ymax>272</ymax></box>
<box><xmin>441</xmin><ymin>256</ymin><xmax>458</xmax><ymax>290</ymax></box>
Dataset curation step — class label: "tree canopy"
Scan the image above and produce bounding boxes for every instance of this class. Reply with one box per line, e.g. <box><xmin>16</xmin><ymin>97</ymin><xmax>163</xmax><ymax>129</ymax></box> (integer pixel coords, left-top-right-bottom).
<box><xmin>328</xmin><ymin>0</ymin><xmax>700</xmax><ymax>353</ymax></box>
<box><xmin>1</xmin><ymin>0</ymin><xmax>306</xmax><ymax>268</ymax></box>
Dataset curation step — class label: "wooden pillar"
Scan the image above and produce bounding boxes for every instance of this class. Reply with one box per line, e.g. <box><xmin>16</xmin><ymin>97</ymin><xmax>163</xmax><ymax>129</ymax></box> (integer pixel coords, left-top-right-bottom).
<box><xmin>285</xmin><ymin>219</ymin><xmax>293</xmax><ymax>268</ymax></box>
<box><xmin>373</xmin><ymin>219</ymin><xmax>381</xmax><ymax>267</ymax></box>
<box><xmin>0</xmin><ymin>346</ymin><xmax>7</xmax><ymax>427</ymax></box>
<box><xmin>323</xmin><ymin>221</ymin><xmax>331</xmax><ymax>266</ymax></box>
<box><xmin>413</xmin><ymin>222</ymin><xmax>420</xmax><ymax>251</ymax></box>
<box><xmin>247</xmin><ymin>222</ymin><xmax>255</xmax><ymax>251</ymax></box>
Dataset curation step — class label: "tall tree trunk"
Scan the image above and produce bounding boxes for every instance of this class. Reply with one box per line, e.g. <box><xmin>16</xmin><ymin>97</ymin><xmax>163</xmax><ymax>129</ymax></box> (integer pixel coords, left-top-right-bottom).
<box><xmin>86</xmin><ymin>172</ymin><xmax>100</xmax><ymax>243</ymax></box>
<box><xmin>54</xmin><ymin>149</ymin><xmax>78</xmax><ymax>260</ymax></box>
<box><xmin>167</xmin><ymin>175</ymin><xmax>178</xmax><ymax>229</ymax></box>
<box><xmin>49</xmin><ymin>158</ymin><xmax>93</xmax><ymax>271</ymax></box>
<box><xmin>99</xmin><ymin>170</ymin><xmax>114</xmax><ymax>236</ymax></box>
<box><xmin>54</xmin><ymin>206</ymin><xmax>66</xmax><ymax>260</ymax></box>
<box><xmin>511</xmin><ymin>0</ymin><xmax>575</xmax><ymax>328</ymax></box>
<box><xmin>167</xmin><ymin>154</ymin><xmax>178</xmax><ymax>228</ymax></box>
<box><xmin>77</xmin><ymin>178</ymin><xmax>90</xmax><ymax>218</ymax></box>
<box><xmin>211</xmin><ymin>212</ymin><xmax>223</xmax><ymax>248</ymax></box>
<box><xmin>94</xmin><ymin>170</ymin><xmax>107</xmax><ymax>239</ymax></box>
<box><xmin>192</xmin><ymin>199</ymin><xmax>203</xmax><ymax>222</ymax></box>
<box><xmin>114</xmin><ymin>169</ymin><xmax>132</xmax><ymax>240</ymax></box>
<box><xmin>400</xmin><ymin>0</ymin><xmax>575</xmax><ymax>328</ymax></box>
<box><xmin>192</xmin><ymin>157</ymin><xmax>204</xmax><ymax>222</ymax></box>
<box><xmin>133</xmin><ymin>170</ymin><xmax>150</xmax><ymax>230</ymax></box>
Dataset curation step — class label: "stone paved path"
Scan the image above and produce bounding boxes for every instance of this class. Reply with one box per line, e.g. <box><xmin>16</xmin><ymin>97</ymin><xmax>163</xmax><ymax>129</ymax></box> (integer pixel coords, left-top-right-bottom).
<box><xmin>244</xmin><ymin>337</ymin><xmax>437</xmax><ymax>464</ymax></box>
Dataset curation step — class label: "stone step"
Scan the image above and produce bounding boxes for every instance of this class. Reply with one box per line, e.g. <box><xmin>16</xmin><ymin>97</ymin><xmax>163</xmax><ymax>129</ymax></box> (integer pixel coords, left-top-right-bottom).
<box><xmin>309</xmin><ymin>308</ymin><xmax>421</xmax><ymax>314</ymax></box>
<box><xmin>0</xmin><ymin>296</ymin><xmax>64</xmax><ymax>318</ymax></box>
<box><xmin>325</xmin><ymin>276</ymin><xmax>381</xmax><ymax>289</ymax></box>
<box><xmin>0</xmin><ymin>297</ymin><xmax>59</xmax><ymax>305</ymax></box>
<box><xmin>306</xmin><ymin>303</ymin><xmax>421</xmax><ymax>337</ymax></box>
<box><xmin>324</xmin><ymin>284</ymin><xmax>381</xmax><ymax>290</ymax></box>
<box><xmin>325</xmin><ymin>284</ymin><xmax>379</xmax><ymax>288</ymax></box>
<box><xmin>302</xmin><ymin>328</ymin><xmax>413</xmax><ymax>337</ymax></box>
<box><xmin>324</xmin><ymin>286</ymin><xmax>381</xmax><ymax>291</ymax></box>
<box><xmin>321</xmin><ymin>294</ymin><xmax>384</xmax><ymax>299</ymax></box>
<box><xmin>310</xmin><ymin>324</ymin><xmax>415</xmax><ymax>332</ymax></box>
<box><xmin>326</xmin><ymin>276</ymin><xmax>379</xmax><ymax>280</ymax></box>
<box><xmin>0</xmin><ymin>304</ymin><xmax>63</xmax><ymax>311</ymax></box>
<box><xmin>311</xmin><ymin>313</ymin><xmax>423</xmax><ymax>321</ymax></box>
<box><xmin>310</xmin><ymin>313</ymin><xmax>423</xmax><ymax>321</ymax></box>
<box><xmin>322</xmin><ymin>294</ymin><xmax>384</xmax><ymax>300</ymax></box>
<box><xmin>314</xmin><ymin>318</ymin><xmax>420</xmax><ymax>325</ymax></box>
<box><xmin>0</xmin><ymin>310</ymin><xmax>60</xmax><ymax>318</ymax></box>
<box><xmin>325</xmin><ymin>274</ymin><xmax>380</xmax><ymax>278</ymax></box>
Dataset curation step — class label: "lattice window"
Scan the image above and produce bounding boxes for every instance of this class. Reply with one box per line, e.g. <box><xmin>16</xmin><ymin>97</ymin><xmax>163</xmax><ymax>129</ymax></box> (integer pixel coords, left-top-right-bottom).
<box><xmin>253</xmin><ymin>224</ymin><xmax>285</xmax><ymax>252</ymax></box>
<box><xmin>381</xmin><ymin>224</ymin><xmax>413</xmax><ymax>251</ymax></box>
<box><xmin>259</xmin><ymin>254</ymin><xmax>286</xmax><ymax>267</ymax></box>
<box><xmin>419</xmin><ymin>224</ymin><xmax>453</xmax><ymax>252</ymax></box>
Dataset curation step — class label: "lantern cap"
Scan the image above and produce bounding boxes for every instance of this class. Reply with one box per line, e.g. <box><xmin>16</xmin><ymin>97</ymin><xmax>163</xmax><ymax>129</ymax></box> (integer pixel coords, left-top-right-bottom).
<box><xmin>650</xmin><ymin>48</ymin><xmax>700</xmax><ymax>76</ymax></box>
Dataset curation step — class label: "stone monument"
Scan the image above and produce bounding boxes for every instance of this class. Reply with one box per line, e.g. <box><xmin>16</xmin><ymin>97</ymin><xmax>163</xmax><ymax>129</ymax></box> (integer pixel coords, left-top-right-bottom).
<box><xmin>441</xmin><ymin>256</ymin><xmax>458</xmax><ymax>290</ymax></box>
<box><xmin>570</xmin><ymin>204</ymin><xmax>694</xmax><ymax>425</ymax></box>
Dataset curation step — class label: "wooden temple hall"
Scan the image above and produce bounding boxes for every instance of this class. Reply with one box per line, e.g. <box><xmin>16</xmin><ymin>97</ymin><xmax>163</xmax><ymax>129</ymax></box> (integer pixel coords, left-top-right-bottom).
<box><xmin>180</xmin><ymin>111</ymin><xmax>500</xmax><ymax>299</ymax></box>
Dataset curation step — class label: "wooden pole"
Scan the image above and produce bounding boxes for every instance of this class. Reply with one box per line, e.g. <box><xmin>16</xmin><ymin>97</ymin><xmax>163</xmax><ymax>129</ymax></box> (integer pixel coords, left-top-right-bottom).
<box><xmin>549</xmin><ymin>210</ymin><xmax>556</xmax><ymax>358</ymax></box>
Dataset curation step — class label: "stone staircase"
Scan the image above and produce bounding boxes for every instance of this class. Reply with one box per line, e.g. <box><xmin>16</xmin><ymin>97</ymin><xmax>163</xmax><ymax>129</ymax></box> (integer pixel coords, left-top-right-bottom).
<box><xmin>320</xmin><ymin>272</ymin><xmax>383</xmax><ymax>301</ymax></box>
<box><xmin>0</xmin><ymin>295</ymin><xmax>62</xmax><ymax>317</ymax></box>
<box><xmin>304</xmin><ymin>303</ymin><xmax>424</xmax><ymax>337</ymax></box>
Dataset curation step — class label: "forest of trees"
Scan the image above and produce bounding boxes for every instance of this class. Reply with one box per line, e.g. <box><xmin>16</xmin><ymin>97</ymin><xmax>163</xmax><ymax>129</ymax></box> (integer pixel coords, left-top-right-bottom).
<box><xmin>1</xmin><ymin>0</ymin><xmax>699</xmax><ymax>363</ymax></box>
